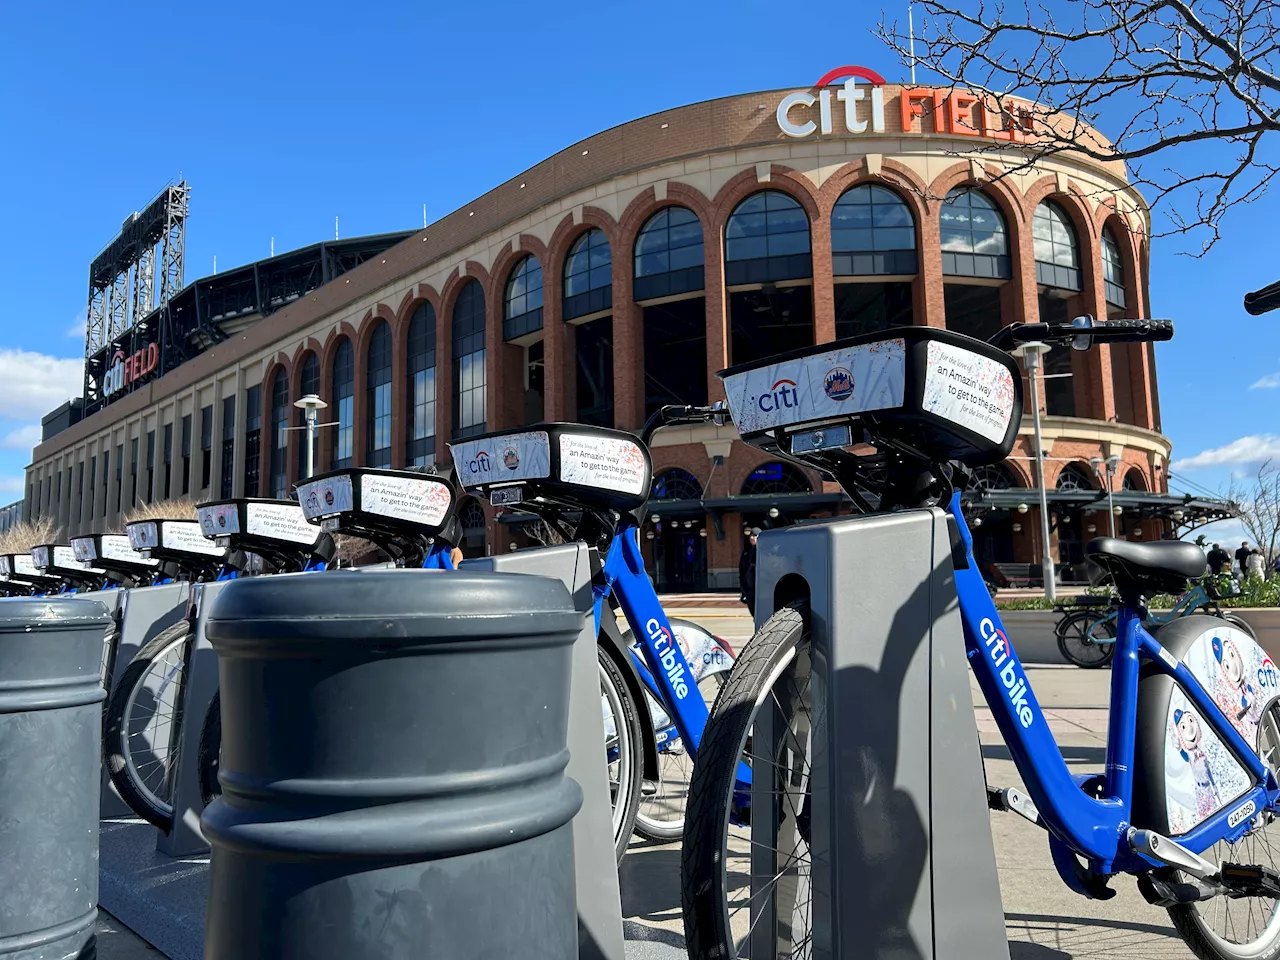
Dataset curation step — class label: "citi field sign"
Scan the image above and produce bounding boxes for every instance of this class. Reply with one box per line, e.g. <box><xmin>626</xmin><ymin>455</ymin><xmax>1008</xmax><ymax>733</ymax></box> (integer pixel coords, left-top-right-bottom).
<box><xmin>776</xmin><ymin>65</ymin><xmax>1035</xmax><ymax>142</ymax></box>
<box><xmin>103</xmin><ymin>342</ymin><xmax>159</xmax><ymax>397</ymax></box>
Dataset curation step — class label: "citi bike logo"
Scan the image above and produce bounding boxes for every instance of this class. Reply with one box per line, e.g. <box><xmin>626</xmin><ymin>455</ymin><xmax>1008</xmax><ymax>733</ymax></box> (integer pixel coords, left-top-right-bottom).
<box><xmin>980</xmin><ymin>618</ymin><xmax>1034</xmax><ymax>728</ymax></box>
<box><xmin>468</xmin><ymin>451</ymin><xmax>492</xmax><ymax>474</ymax></box>
<box><xmin>756</xmin><ymin>379</ymin><xmax>799</xmax><ymax>414</ymax></box>
<box><xmin>646</xmin><ymin>619</ymin><xmax>690</xmax><ymax>699</ymax></box>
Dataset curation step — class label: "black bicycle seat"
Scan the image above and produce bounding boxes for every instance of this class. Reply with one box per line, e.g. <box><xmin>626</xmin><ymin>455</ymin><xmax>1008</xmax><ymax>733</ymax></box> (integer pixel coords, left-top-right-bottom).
<box><xmin>449</xmin><ymin>423</ymin><xmax>652</xmax><ymax>514</ymax></box>
<box><xmin>719</xmin><ymin>327</ymin><xmax>1023</xmax><ymax>468</ymax></box>
<box><xmin>1084</xmin><ymin>538</ymin><xmax>1207</xmax><ymax>594</ymax></box>
<box><xmin>296</xmin><ymin>467</ymin><xmax>459</xmax><ymax>561</ymax></box>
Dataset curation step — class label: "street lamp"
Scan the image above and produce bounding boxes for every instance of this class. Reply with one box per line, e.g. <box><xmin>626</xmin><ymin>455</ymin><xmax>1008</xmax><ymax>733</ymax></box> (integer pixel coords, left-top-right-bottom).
<box><xmin>1012</xmin><ymin>340</ymin><xmax>1055</xmax><ymax>601</ymax></box>
<box><xmin>290</xmin><ymin>394</ymin><xmax>336</xmax><ymax>480</ymax></box>
<box><xmin>1090</xmin><ymin>453</ymin><xmax>1122</xmax><ymax>538</ymax></box>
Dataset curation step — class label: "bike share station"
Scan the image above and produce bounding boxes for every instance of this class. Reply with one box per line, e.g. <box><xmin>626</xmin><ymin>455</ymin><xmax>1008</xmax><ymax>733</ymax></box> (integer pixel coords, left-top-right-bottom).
<box><xmin>717</xmin><ymin>330</ymin><xmax>1015</xmax><ymax>958</ymax></box>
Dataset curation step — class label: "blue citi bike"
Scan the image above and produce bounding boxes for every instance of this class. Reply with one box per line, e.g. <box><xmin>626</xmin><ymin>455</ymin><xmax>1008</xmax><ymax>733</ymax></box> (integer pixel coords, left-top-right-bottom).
<box><xmin>449</xmin><ymin>409</ymin><xmax>738</xmax><ymax>852</ymax></box>
<box><xmin>682</xmin><ymin>318</ymin><xmax>1280</xmax><ymax>960</ymax></box>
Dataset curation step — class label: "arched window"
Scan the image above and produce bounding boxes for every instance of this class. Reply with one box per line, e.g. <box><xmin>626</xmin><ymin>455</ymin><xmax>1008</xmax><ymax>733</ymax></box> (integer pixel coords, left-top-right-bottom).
<box><xmin>295</xmin><ymin>353</ymin><xmax>319</xmax><ymax>479</ymax></box>
<box><xmin>452</xmin><ymin>281</ymin><xmax>486</xmax><ymax>439</ymax></box>
<box><xmin>330</xmin><ymin>339</ymin><xmax>354</xmax><ymax>469</ymax></box>
<box><xmin>726</xmin><ymin>191</ymin><xmax>815</xmax><ymax>365</ymax></box>
<box><xmin>741</xmin><ymin>461</ymin><xmax>813</xmax><ymax>496</ymax></box>
<box><xmin>1122</xmin><ymin>468</ymin><xmax>1147</xmax><ymax>492</ymax></box>
<box><xmin>832</xmin><ymin>184</ymin><xmax>917</xmax><ymax>338</ymax></box>
<box><xmin>724</xmin><ymin>191</ymin><xmax>811</xmax><ymax>285</ymax></box>
<box><xmin>634</xmin><ymin>207</ymin><xmax>704</xmax><ymax>301</ymax></box>
<box><xmin>365</xmin><ymin>321</ymin><xmax>391</xmax><ymax>467</ymax></box>
<box><xmin>1033</xmin><ymin>200</ymin><xmax>1081</xmax><ymax>291</ymax></box>
<box><xmin>1102</xmin><ymin>226</ymin><xmax>1126</xmax><ymax>308</ymax></box>
<box><xmin>269</xmin><ymin>368</ymin><xmax>288</xmax><ymax>498</ymax></box>
<box><xmin>563</xmin><ymin>229</ymin><xmax>612</xmax><ymax>320</ymax></box>
<box><xmin>1056</xmin><ymin>463</ymin><xmax>1095</xmax><ymax>492</ymax></box>
<box><xmin>652</xmin><ymin>468</ymin><xmax>703</xmax><ymax>501</ymax></box>
<box><xmin>503</xmin><ymin>256</ymin><xmax>543</xmax><ymax>341</ymax></box>
<box><xmin>939</xmin><ymin>188</ymin><xmax>1010</xmax><ymax>279</ymax></box>
<box><xmin>971</xmin><ymin>463</ymin><xmax>1020</xmax><ymax>492</ymax></box>
<box><xmin>831</xmin><ymin>185</ymin><xmax>917</xmax><ymax>276</ymax></box>
<box><xmin>406</xmin><ymin>302</ymin><xmax>436</xmax><ymax>466</ymax></box>
<box><xmin>458</xmin><ymin>497</ymin><xmax>487</xmax><ymax>556</ymax></box>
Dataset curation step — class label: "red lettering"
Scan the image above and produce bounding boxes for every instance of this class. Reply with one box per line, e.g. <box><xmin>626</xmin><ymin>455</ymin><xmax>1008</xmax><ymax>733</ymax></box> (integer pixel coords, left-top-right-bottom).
<box><xmin>900</xmin><ymin>89</ymin><xmax>933</xmax><ymax>132</ymax></box>
<box><xmin>947</xmin><ymin>92</ymin><xmax>981</xmax><ymax>136</ymax></box>
<box><xmin>145</xmin><ymin>343</ymin><xmax>158</xmax><ymax>375</ymax></box>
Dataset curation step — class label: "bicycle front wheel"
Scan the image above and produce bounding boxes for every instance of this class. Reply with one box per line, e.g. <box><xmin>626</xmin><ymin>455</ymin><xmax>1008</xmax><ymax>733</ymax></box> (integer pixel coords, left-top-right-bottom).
<box><xmin>102</xmin><ymin>621</ymin><xmax>192</xmax><ymax>829</ymax></box>
<box><xmin>1057</xmin><ymin>611</ymin><xmax>1115</xmax><ymax>668</ymax></box>
<box><xmin>682</xmin><ymin>605</ymin><xmax>814</xmax><ymax>959</ymax></box>
<box><xmin>599</xmin><ymin>648</ymin><xmax>643</xmax><ymax>862</ymax></box>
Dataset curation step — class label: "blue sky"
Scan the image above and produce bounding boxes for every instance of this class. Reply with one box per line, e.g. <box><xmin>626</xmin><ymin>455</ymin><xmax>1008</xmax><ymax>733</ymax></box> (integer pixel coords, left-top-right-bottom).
<box><xmin>0</xmin><ymin>0</ymin><xmax>1275</xmax><ymax>541</ymax></box>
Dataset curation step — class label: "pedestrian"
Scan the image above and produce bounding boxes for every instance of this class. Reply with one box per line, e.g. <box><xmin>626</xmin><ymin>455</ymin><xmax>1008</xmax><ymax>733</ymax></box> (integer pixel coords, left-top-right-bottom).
<box><xmin>1245</xmin><ymin>548</ymin><xmax>1265</xmax><ymax>580</ymax></box>
<box><xmin>1207</xmin><ymin>543</ymin><xmax>1230</xmax><ymax>576</ymax></box>
<box><xmin>739</xmin><ymin>528</ymin><xmax>759</xmax><ymax>618</ymax></box>
<box><xmin>1236</xmin><ymin>542</ymin><xmax>1253</xmax><ymax>579</ymax></box>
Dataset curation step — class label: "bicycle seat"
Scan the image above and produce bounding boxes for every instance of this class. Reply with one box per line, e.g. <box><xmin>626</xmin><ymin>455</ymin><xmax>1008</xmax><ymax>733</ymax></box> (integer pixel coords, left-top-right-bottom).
<box><xmin>450</xmin><ymin>423</ymin><xmax>652</xmax><ymax>514</ymax></box>
<box><xmin>1084</xmin><ymin>538</ymin><xmax>1207</xmax><ymax>594</ymax></box>
<box><xmin>719</xmin><ymin>327</ymin><xmax>1022</xmax><ymax>467</ymax></box>
<box><xmin>196</xmin><ymin>498</ymin><xmax>331</xmax><ymax>568</ymax></box>
<box><xmin>296</xmin><ymin>467</ymin><xmax>459</xmax><ymax>559</ymax></box>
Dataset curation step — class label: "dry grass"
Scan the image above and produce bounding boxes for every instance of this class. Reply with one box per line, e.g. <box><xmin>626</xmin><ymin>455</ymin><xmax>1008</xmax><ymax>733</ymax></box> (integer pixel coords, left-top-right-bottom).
<box><xmin>0</xmin><ymin>517</ymin><xmax>58</xmax><ymax>555</ymax></box>
<box><xmin>122</xmin><ymin>498</ymin><xmax>198</xmax><ymax>524</ymax></box>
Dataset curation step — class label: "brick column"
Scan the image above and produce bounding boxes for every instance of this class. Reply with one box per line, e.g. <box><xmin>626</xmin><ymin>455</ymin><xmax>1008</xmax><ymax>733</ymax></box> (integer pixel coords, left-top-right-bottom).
<box><xmin>810</xmin><ymin>213</ymin><xmax>836</xmax><ymax>343</ymax></box>
<box><xmin>1075</xmin><ymin>229</ymin><xmax>1115</xmax><ymax>422</ymax></box>
<box><xmin>483</xmin><ymin>282</ymin><xmax>504</xmax><ymax>432</ymax></box>
<box><xmin>389</xmin><ymin>322</ymin><xmax>406</xmax><ymax>468</ymax></box>
<box><xmin>703</xmin><ymin>217</ymin><xmax>728</xmax><ymax>404</ymax></box>
<box><xmin>1011</xmin><ymin>222</ymin><xmax>1045</xmax><ymax>416</ymax></box>
<box><xmin>352</xmin><ymin>338</ymin><xmax>369</xmax><ymax>468</ymax></box>
<box><xmin>917</xmin><ymin>201</ymin><xmax>947</xmax><ymax>328</ymax></box>
<box><xmin>542</xmin><ymin>267</ymin><xmax>569</xmax><ymax>421</ymax></box>
<box><xmin>611</xmin><ymin>255</ymin><xmax>643</xmax><ymax>430</ymax></box>
<box><xmin>436</xmin><ymin>303</ymin><xmax>453</xmax><ymax>461</ymax></box>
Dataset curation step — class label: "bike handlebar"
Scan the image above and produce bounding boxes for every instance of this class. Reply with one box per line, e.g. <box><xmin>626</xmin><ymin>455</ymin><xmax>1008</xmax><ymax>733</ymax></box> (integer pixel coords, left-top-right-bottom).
<box><xmin>639</xmin><ymin>402</ymin><xmax>732</xmax><ymax>446</ymax></box>
<box><xmin>991</xmin><ymin>316</ymin><xmax>1174</xmax><ymax>350</ymax></box>
<box><xmin>1245</xmin><ymin>279</ymin><xmax>1280</xmax><ymax>315</ymax></box>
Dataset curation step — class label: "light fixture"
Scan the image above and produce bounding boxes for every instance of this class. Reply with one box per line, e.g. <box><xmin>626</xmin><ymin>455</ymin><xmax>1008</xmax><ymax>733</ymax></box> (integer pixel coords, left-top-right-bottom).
<box><xmin>508</xmin><ymin>543</ymin><xmax>518</xmax><ymax>551</ymax></box>
<box><xmin>645</xmin><ymin>531</ymin><xmax>655</xmax><ymax>540</ymax></box>
<box><xmin>683</xmin><ymin>520</ymin><xmax>693</xmax><ymax>529</ymax></box>
<box><xmin>1087</xmin><ymin>524</ymin><xmax>1097</xmax><ymax>533</ymax></box>
<box><xmin>651</xmin><ymin>514</ymin><xmax>661</xmax><ymax>523</ymax></box>
<box><xmin>1172</xmin><ymin>509</ymin><xmax>1185</xmax><ymax>521</ymax></box>
<box><xmin>1133</xmin><ymin>527</ymin><xmax>1143</xmax><ymax>538</ymax></box>
<box><xmin>699</xmin><ymin>528</ymin><xmax>707</xmax><ymax>538</ymax></box>
<box><xmin>768</xmin><ymin>507</ymin><xmax>780</xmax><ymax>519</ymax></box>
<box><xmin>1017</xmin><ymin>503</ymin><xmax>1029</xmax><ymax>514</ymax></box>
<box><xmin>1113</xmin><ymin>506</ymin><xmax>1123</xmax><ymax>516</ymax></box>
<box><xmin>972</xmin><ymin>517</ymin><xmax>983</xmax><ymax>528</ymax></box>
<box><xmin>1012</xmin><ymin>522</ymin><xmax>1022</xmax><ymax>533</ymax></box>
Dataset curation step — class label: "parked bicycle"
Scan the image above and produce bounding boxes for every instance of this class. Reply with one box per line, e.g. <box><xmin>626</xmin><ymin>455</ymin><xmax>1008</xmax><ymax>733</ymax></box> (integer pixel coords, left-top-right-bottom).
<box><xmin>1056</xmin><ymin>578</ymin><xmax>1256</xmax><ymax>668</ymax></box>
<box><xmin>682</xmin><ymin>317</ymin><xmax>1280</xmax><ymax>960</ymax></box>
<box><xmin>102</xmin><ymin>502</ymin><xmax>332</xmax><ymax>830</ymax></box>
<box><xmin>449</xmin><ymin>411</ymin><xmax>737</xmax><ymax>855</ymax></box>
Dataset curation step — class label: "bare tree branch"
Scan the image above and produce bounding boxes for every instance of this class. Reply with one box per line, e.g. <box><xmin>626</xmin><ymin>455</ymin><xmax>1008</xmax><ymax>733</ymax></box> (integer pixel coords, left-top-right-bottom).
<box><xmin>878</xmin><ymin>0</ymin><xmax>1280</xmax><ymax>251</ymax></box>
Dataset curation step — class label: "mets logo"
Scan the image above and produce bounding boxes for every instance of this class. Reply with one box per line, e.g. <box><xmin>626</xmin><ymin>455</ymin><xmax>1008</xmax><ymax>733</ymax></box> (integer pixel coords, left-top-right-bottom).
<box><xmin>824</xmin><ymin>367</ymin><xmax>854</xmax><ymax>401</ymax></box>
<box><xmin>324</xmin><ymin>488</ymin><xmax>335</xmax><ymax>506</ymax></box>
<box><xmin>217</xmin><ymin>513</ymin><xmax>226</xmax><ymax>528</ymax></box>
<box><xmin>502</xmin><ymin>446</ymin><xmax>520</xmax><ymax>470</ymax></box>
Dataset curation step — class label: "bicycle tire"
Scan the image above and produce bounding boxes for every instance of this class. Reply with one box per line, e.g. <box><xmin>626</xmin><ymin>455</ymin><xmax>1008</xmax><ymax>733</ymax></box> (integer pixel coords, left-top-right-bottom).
<box><xmin>102</xmin><ymin>621</ymin><xmax>192</xmax><ymax>830</ymax></box>
<box><xmin>1056</xmin><ymin>611</ymin><xmax>1115</xmax><ymax>668</ymax></box>
<box><xmin>1222</xmin><ymin>613</ymin><xmax>1259</xmax><ymax>642</ymax></box>
<box><xmin>599</xmin><ymin>646</ymin><xmax>644</xmax><ymax>862</ymax></box>
<box><xmin>682</xmin><ymin>603</ymin><xmax>810</xmax><ymax>960</ymax></box>
<box><xmin>198</xmin><ymin>691</ymin><xmax>221</xmax><ymax>807</ymax></box>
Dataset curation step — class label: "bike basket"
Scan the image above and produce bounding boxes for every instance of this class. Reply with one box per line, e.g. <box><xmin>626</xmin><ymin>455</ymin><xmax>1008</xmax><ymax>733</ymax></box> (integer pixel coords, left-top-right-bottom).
<box><xmin>718</xmin><ymin>327</ymin><xmax>1023</xmax><ymax>466</ymax></box>
<box><xmin>449</xmin><ymin>423</ymin><xmax>653</xmax><ymax>513</ymax></box>
<box><xmin>72</xmin><ymin>534</ymin><xmax>158</xmax><ymax>572</ymax></box>
<box><xmin>32</xmin><ymin>544</ymin><xmax>105</xmax><ymax>580</ymax></box>
<box><xmin>0</xmin><ymin>553</ymin><xmax>57</xmax><ymax>584</ymax></box>
<box><xmin>296</xmin><ymin>468</ymin><xmax>458</xmax><ymax>540</ymax></box>
<box><xmin>196</xmin><ymin>498</ymin><xmax>323</xmax><ymax>554</ymax></box>
<box><xmin>127</xmin><ymin>519</ymin><xmax>226</xmax><ymax>564</ymax></box>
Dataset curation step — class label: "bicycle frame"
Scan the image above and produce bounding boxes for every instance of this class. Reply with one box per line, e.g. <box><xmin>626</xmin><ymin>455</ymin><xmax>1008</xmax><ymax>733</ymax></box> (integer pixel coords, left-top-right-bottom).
<box><xmin>1081</xmin><ymin>583</ymin><xmax>1212</xmax><ymax>645</ymax></box>
<box><xmin>949</xmin><ymin>491</ymin><xmax>1278</xmax><ymax>878</ymax></box>
<box><xmin>592</xmin><ymin>517</ymin><xmax>710</xmax><ymax>755</ymax></box>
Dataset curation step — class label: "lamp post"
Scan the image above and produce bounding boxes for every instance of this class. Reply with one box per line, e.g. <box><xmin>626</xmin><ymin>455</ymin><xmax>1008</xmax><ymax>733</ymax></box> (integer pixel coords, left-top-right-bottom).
<box><xmin>1090</xmin><ymin>453</ymin><xmax>1122</xmax><ymax>538</ymax></box>
<box><xmin>290</xmin><ymin>395</ymin><xmax>335</xmax><ymax>480</ymax></box>
<box><xmin>1013</xmin><ymin>341</ymin><xmax>1055</xmax><ymax>601</ymax></box>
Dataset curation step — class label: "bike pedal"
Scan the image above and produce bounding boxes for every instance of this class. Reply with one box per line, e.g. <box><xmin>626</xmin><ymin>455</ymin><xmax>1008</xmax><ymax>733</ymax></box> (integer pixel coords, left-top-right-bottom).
<box><xmin>1220</xmin><ymin>862</ymin><xmax>1280</xmax><ymax>898</ymax></box>
<box><xmin>1137</xmin><ymin>871</ymin><xmax>1223</xmax><ymax>906</ymax></box>
<box><xmin>640</xmin><ymin>781</ymin><xmax>659</xmax><ymax>798</ymax></box>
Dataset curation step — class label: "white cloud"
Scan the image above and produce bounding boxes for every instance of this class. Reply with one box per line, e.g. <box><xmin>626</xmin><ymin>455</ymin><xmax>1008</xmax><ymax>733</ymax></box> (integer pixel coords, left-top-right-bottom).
<box><xmin>1251</xmin><ymin>372</ymin><xmax>1280</xmax><ymax>390</ymax></box>
<box><xmin>0</xmin><ymin>349</ymin><xmax>82</xmax><ymax>421</ymax></box>
<box><xmin>1171</xmin><ymin>434</ymin><xmax>1280</xmax><ymax>471</ymax></box>
<box><xmin>66</xmin><ymin>308</ymin><xmax>87</xmax><ymax>339</ymax></box>
<box><xmin>0</xmin><ymin>424</ymin><xmax>40</xmax><ymax>451</ymax></box>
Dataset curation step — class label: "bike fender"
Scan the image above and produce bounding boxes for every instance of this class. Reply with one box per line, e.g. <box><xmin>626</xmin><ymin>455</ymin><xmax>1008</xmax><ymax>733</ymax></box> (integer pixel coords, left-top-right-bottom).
<box><xmin>599</xmin><ymin>612</ymin><xmax>660</xmax><ymax>782</ymax></box>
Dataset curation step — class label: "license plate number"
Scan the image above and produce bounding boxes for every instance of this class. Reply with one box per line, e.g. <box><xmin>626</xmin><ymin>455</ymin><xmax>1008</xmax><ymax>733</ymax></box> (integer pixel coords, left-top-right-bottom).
<box><xmin>490</xmin><ymin>486</ymin><xmax>525</xmax><ymax>506</ymax></box>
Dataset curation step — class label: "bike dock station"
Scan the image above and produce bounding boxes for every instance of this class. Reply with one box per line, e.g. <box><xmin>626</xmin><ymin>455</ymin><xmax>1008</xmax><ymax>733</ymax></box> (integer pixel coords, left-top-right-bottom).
<box><xmin>751</xmin><ymin>508</ymin><xmax>1009</xmax><ymax>960</ymax></box>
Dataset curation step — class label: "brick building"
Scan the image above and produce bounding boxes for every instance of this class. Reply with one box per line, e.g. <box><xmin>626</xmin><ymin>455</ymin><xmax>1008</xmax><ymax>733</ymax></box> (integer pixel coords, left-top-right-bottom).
<box><xmin>27</xmin><ymin>74</ymin><xmax>1221</xmax><ymax>590</ymax></box>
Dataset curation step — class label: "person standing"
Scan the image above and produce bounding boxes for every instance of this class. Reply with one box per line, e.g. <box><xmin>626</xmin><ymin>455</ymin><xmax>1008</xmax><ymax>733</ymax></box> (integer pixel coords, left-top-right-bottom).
<box><xmin>1207</xmin><ymin>543</ymin><xmax>1230</xmax><ymax>575</ymax></box>
<box><xmin>1246</xmin><ymin>548</ymin><xmax>1265</xmax><ymax>580</ymax></box>
<box><xmin>1236</xmin><ymin>542</ymin><xmax>1253</xmax><ymax>579</ymax></box>
<box><xmin>739</xmin><ymin>528</ymin><xmax>758</xmax><ymax>618</ymax></box>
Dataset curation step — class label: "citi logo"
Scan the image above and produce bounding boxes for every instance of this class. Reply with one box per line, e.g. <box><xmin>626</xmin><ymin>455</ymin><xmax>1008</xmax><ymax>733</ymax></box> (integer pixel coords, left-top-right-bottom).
<box><xmin>469</xmin><ymin>451</ymin><xmax>492</xmax><ymax>473</ymax></box>
<box><xmin>647</xmin><ymin>618</ymin><xmax>689</xmax><ymax>700</ymax></box>
<box><xmin>776</xmin><ymin>65</ymin><xmax>887</xmax><ymax>139</ymax></box>
<box><xmin>980</xmin><ymin>617</ymin><xmax>1034</xmax><ymax>728</ymax></box>
<box><xmin>756</xmin><ymin>379</ymin><xmax>799</xmax><ymax>414</ymax></box>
